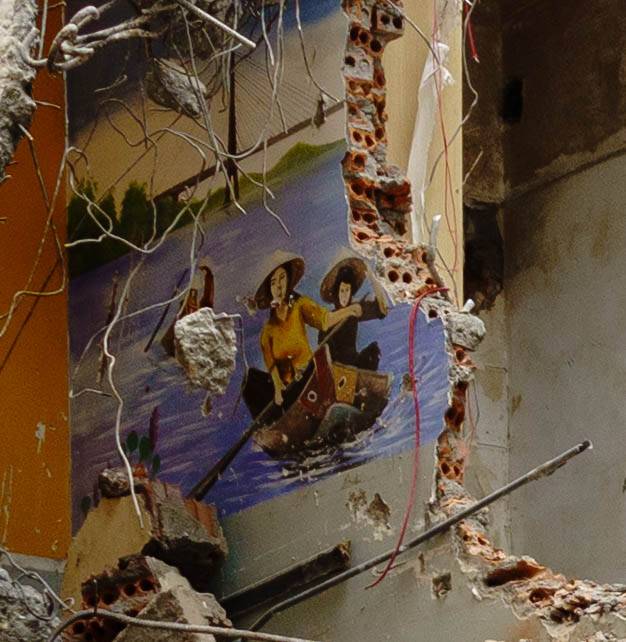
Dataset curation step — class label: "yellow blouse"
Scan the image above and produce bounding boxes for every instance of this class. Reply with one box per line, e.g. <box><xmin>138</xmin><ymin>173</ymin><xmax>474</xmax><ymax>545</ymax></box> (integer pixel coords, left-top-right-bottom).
<box><xmin>260</xmin><ymin>296</ymin><xmax>328</xmax><ymax>385</ymax></box>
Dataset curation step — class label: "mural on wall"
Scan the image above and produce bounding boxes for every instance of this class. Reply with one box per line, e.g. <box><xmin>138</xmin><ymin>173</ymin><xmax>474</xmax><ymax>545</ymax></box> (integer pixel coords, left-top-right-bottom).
<box><xmin>67</xmin><ymin>0</ymin><xmax>450</xmax><ymax>528</ymax></box>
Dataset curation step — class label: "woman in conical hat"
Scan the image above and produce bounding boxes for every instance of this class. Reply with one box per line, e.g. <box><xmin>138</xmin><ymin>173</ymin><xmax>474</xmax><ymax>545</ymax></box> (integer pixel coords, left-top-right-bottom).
<box><xmin>244</xmin><ymin>250</ymin><xmax>362</xmax><ymax>414</ymax></box>
<box><xmin>318</xmin><ymin>255</ymin><xmax>387</xmax><ymax>371</ymax></box>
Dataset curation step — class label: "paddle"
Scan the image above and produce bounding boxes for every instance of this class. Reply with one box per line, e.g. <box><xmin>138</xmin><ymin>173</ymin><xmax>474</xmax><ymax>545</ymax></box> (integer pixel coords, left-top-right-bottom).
<box><xmin>186</xmin><ymin>309</ymin><xmax>360</xmax><ymax>501</ymax></box>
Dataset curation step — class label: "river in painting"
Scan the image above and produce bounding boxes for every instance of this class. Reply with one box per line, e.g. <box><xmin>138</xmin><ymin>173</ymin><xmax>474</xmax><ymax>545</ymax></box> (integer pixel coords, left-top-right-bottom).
<box><xmin>69</xmin><ymin>142</ymin><xmax>450</xmax><ymax>529</ymax></box>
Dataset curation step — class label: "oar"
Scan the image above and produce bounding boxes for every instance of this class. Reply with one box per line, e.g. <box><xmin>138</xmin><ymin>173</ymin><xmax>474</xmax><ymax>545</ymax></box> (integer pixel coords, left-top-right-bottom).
<box><xmin>187</xmin><ymin>314</ymin><xmax>353</xmax><ymax>501</ymax></box>
<box><xmin>144</xmin><ymin>268</ymin><xmax>189</xmax><ymax>352</ymax></box>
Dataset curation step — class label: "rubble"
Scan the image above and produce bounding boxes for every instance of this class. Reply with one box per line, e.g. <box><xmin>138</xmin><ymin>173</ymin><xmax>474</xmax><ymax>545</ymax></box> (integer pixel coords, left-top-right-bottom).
<box><xmin>0</xmin><ymin>567</ymin><xmax>60</xmax><ymax>641</ymax></box>
<box><xmin>174</xmin><ymin>307</ymin><xmax>237</xmax><ymax>401</ymax></box>
<box><xmin>62</xmin><ymin>556</ymin><xmax>231</xmax><ymax>642</ymax></box>
<box><xmin>62</xmin><ymin>480</ymin><xmax>227</xmax><ymax>607</ymax></box>
<box><xmin>146</xmin><ymin>59</ymin><xmax>208</xmax><ymax>118</ymax></box>
<box><xmin>98</xmin><ymin>468</ymin><xmax>146</xmax><ymax>499</ymax></box>
<box><xmin>0</xmin><ymin>0</ymin><xmax>37</xmax><ymax>178</ymax></box>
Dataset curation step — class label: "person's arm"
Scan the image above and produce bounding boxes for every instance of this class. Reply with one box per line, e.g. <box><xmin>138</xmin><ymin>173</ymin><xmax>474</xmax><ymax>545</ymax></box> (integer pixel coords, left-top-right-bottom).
<box><xmin>300</xmin><ymin>296</ymin><xmax>361</xmax><ymax>333</ymax></box>
<box><xmin>270</xmin><ymin>367</ymin><xmax>285</xmax><ymax>406</ymax></box>
<box><xmin>261</xmin><ymin>327</ymin><xmax>284</xmax><ymax>406</ymax></box>
<box><xmin>325</xmin><ymin>303</ymin><xmax>362</xmax><ymax>330</ymax></box>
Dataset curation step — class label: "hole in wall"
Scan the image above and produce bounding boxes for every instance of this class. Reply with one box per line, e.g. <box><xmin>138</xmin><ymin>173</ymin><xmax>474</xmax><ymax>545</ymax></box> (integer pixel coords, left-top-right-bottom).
<box><xmin>464</xmin><ymin>204</ymin><xmax>503</xmax><ymax>312</ymax></box>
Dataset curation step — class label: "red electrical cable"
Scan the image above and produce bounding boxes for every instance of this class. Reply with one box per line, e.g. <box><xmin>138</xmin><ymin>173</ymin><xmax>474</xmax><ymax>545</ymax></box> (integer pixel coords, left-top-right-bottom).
<box><xmin>367</xmin><ymin>287</ymin><xmax>448</xmax><ymax>589</ymax></box>
<box><xmin>464</xmin><ymin>2</ymin><xmax>480</xmax><ymax>63</ymax></box>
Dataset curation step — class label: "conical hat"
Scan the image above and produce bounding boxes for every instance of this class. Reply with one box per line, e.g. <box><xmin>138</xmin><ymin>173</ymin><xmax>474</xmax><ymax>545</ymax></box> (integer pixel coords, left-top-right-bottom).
<box><xmin>254</xmin><ymin>250</ymin><xmax>305</xmax><ymax>309</ymax></box>
<box><xmin>320</xmin><ymin>256</ymin><xmax>368</xmax><ymax>303</ymax></box>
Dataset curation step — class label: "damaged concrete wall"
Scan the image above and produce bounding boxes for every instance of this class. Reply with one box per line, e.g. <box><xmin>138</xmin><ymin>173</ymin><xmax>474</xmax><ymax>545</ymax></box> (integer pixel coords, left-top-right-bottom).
<box><xmin>211</xmin><ymin>3</ymin><xmax>547</xmax><ymax>641</ymax></box>
<box><xmin>506</xmin><ymin>152</ymin><xmax>626</xmax><ymax>583</ymax></box>
<box><xmin>500</xmin><ymin>0</ymin><xmax>626</xmax><ymax>584</ymax></box>
<box><xmin>465</xmin><ymin>0</ymin><xmax>626</xmax><ymax>589</ymax></box>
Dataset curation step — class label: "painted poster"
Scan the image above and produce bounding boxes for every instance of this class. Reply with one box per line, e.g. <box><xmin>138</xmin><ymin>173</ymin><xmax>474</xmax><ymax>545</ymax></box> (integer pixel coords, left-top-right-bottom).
<box><xmin>67</xmin><ymin>0</ymin><xmax>450</xmax><ymax>528</ymax></box>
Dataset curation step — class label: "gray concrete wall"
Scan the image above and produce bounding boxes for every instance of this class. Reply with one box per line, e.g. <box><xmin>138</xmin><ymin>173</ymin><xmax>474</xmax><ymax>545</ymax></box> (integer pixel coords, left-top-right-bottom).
<box><xmin>488</xmin><ymin>0</ymin><xmax>626</xmax><ymax>584</ymax></box>
<box><xmin>220</xmin><ymin>447</ymin><xmax>541</xmax><ymax>641</ymax></box>
<box><xmin>506</xmin><ymin>152</ymin><xmax>626</xmax><ymax>583</ymax></box>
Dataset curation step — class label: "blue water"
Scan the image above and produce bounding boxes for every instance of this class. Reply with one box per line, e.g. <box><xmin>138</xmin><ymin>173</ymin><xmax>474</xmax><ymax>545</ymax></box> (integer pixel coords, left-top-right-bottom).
<box><xmin>69</xmin><ymin>144</ymin><xmax>450</xmax><ymax>529</ymax></box>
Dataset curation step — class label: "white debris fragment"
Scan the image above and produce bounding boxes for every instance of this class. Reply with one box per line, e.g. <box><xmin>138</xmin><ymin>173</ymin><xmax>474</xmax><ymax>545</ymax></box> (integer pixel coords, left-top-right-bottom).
<box><xmin>174</xmin><ymin>307</ymin><xmax>237</xmax><ymax>403</ymax></box>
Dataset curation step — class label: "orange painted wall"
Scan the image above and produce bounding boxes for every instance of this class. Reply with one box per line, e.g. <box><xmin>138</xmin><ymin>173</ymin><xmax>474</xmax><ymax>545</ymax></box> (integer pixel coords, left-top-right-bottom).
<box><xmin>0</xmin><ymin>2</ymin><xmax>70</xmax><ymax>559</ymax></box>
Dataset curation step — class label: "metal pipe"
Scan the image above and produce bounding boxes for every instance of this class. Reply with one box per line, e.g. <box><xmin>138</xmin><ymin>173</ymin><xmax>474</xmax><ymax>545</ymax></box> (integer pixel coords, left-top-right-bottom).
<box><xmin>175</xmin><ymin>0</ymin><xmax>257</xmax><ymax>50</ymax></box>
<box><xmin>250</xmin><ymin>440</ymin><xmax>592</xmax><ymax>632</ymax></box>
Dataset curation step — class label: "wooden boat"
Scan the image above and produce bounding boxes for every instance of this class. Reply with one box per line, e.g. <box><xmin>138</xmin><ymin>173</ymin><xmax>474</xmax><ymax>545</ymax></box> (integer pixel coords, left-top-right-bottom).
<box><xmin>253</xmin><ymin>344</ymin><xmax>392</xmax><ymax>458</ymax></box>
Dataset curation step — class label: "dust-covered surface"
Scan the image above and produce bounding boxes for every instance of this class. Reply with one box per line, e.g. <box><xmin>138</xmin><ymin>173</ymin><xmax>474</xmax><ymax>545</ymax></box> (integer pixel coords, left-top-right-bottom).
<box><xmin>0</xmin><ymin>0</ymin><xmax>37</xmax><ymax>178</ymax></box>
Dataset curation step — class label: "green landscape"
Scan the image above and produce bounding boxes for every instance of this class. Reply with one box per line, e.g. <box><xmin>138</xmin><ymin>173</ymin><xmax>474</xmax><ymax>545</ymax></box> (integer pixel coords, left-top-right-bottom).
<box><xmin>67</xmin><ymin>139</ymin><xmax>344</xmax><ymax>277</ymax></box>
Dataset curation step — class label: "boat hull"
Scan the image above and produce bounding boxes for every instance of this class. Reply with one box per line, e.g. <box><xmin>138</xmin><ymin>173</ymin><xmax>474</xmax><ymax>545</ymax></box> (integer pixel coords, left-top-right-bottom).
<box><xmin>253</xmin><ymin>346</ymin><xmax>392</xmax><ymax>458</ymax></box>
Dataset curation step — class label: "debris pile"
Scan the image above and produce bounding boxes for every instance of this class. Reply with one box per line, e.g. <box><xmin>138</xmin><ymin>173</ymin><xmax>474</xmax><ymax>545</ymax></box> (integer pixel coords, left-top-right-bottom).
<box><xmin>60</xmin><ymin>476</ymin><xmax>228</xmax><ymax>640</ymax></box>
<box><xmin>0</xmin><ymin>567</ymin><xmax>60</xmax><ymax>642</ymax></box>
<box><xmin>61</xmin><ymin>556</ymin><xmax>231</xmax><ymax>642</ymax></box>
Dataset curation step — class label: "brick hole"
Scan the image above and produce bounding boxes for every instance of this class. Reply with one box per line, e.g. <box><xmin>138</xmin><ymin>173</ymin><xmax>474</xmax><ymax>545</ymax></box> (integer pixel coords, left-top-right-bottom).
<box><xmin>351</xmin><ymin>180</ymin><xmax>364</xmax><ymax>195</ymax></box>
<box><xmin>349</xmin><ymin>26</ymin><xmax>359</xmax><ymax>41</ymax></box>
<box><xmin>345</xmin><ymin>55</ymin><xmax>356</xmax><ymax>66</ymax></box>
<box><xmin>402</xmin><ymin>272</ymin><xmax>412</xmax><ymax>283</ymax></box>
<box><xmin>365</xmin><ymin>186</ymin><xmax>374</xmax><ymax>199</ymax></box>
<box><xmin>484</xmin><ymin>560</ymin><xmax>543</xmax><ymax>588</ymax></box>
<box><xmin>440</xmin><ymin>461</ymin><xmax>450</xmax><ymax>475</ymax></box>
<box><xmin>353</xmin><ymin>153</ymin><xmax>366</xmax><ymax>167</ymax></box>
<box><xmin>455</xmin><ymin>348</ymin><xmax>465</xmax><ymax>361</ymax></box>
<box><xmin>421</xmin><ymin>251</ymin><xmax>429</xmax><ymax>262</ymax></box>
<box><xmin>352</xmin><ymin>130</ymin><xmax>362</xmax><ymax>143</ymax></box>
<box><xmin>359</xmin><ymin>31</ymin><xmax>370</xmax><ymax>44</ymax></box>
<box><xmin>453</xmin><ymin>464</ymin><xmax>462</xmax><ymax>477</ymax></box>
<box><xmin>388</xmin><ymin>270</ymin><xmax>399</xmax><ymax>282</ymax></box>
<box><xmin>529</xmin><ymin>587</ymin><xmax>556</xmax><ymax>603</ymax></box>
<box><xmin>383</xmin><ymin>247</ymin><xmax>394</xmax><ymax>258</ymax></box>
<box><xmin>352</xmin><ymin>210</ymin><xmax>361</xmax><ymax>221</ymax></box>
<box><xmin>445</xmin><ymin>407</ymin><xmax>457</xmax><ymax>423</ymax></box>
<box><xmin>102</xmin><ymin>590</ymin><xmax>118</xmax><ymax>605</ymax></box>
<box><xmin>123</xmin><ymin>583</ymin><xmax>137</xmax><ymax>597</ymax></box>
<box><xmin>375</xmin><ymin>127</ymin><xmax>385</xmax><ymax>140</ymax></box>
<box><xmin>371</xmin><ymin>39</ymin><xmax>382</xmax><ymax>53</ymax></box>
<box><xmin>477</xmin><ymin>535</ymin><xmax>488</xmax><ymax>545</ymax></box>
<box><xmin>139</xmin><ymin>579</ymin><xmax>154</xmax><ymax>592</ymax></box>
<box><xmin>365</xmin><ymin>135</ymin><xmax>375</xmax><ymax>147</ymax></box>
<box><xmin>356</xmin><ymin>231</ymin><xmax>369</xmax><ymax>241</ymax></box>
<box><xmin>89</xmin><ymin>619</ymin><xmax>104</xmax><ymax>633</ymax></box>
<box><xmin>73</xmin><ymin>622</ymin><xmax>86</xmax><ymax>634</ymax></box>
<box><xmin>374</xmin><ymin>72</ymin><xmax>385</xmax><ymax>87</ymax></box>
<box><xmin>348</xmin><ymin>105</ymin><xmax>358</xmax><ymax>116</ymax></box>
<box><xmin>381</xmin><ymin>13</ymin><xmax>390</xmax><ymax>25</ymax></box>
<box><xmin>393</xmin><ymin>16</ymin><xmax>403</xmax><ymax>29</ymax></box>
<box><xmin>362</xmin><ymin>212</ymin><xmax>376</xmax><ymax>224</ymax></box>
<box><xmin>428</xmin><ymin>309</ymin><xmax>438</xmax><ymax>318</ymax></box>
<box><xmin>425</xmin><ymin>277</ymin><xmax>435</xmax><ymax>285</ymax></box>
